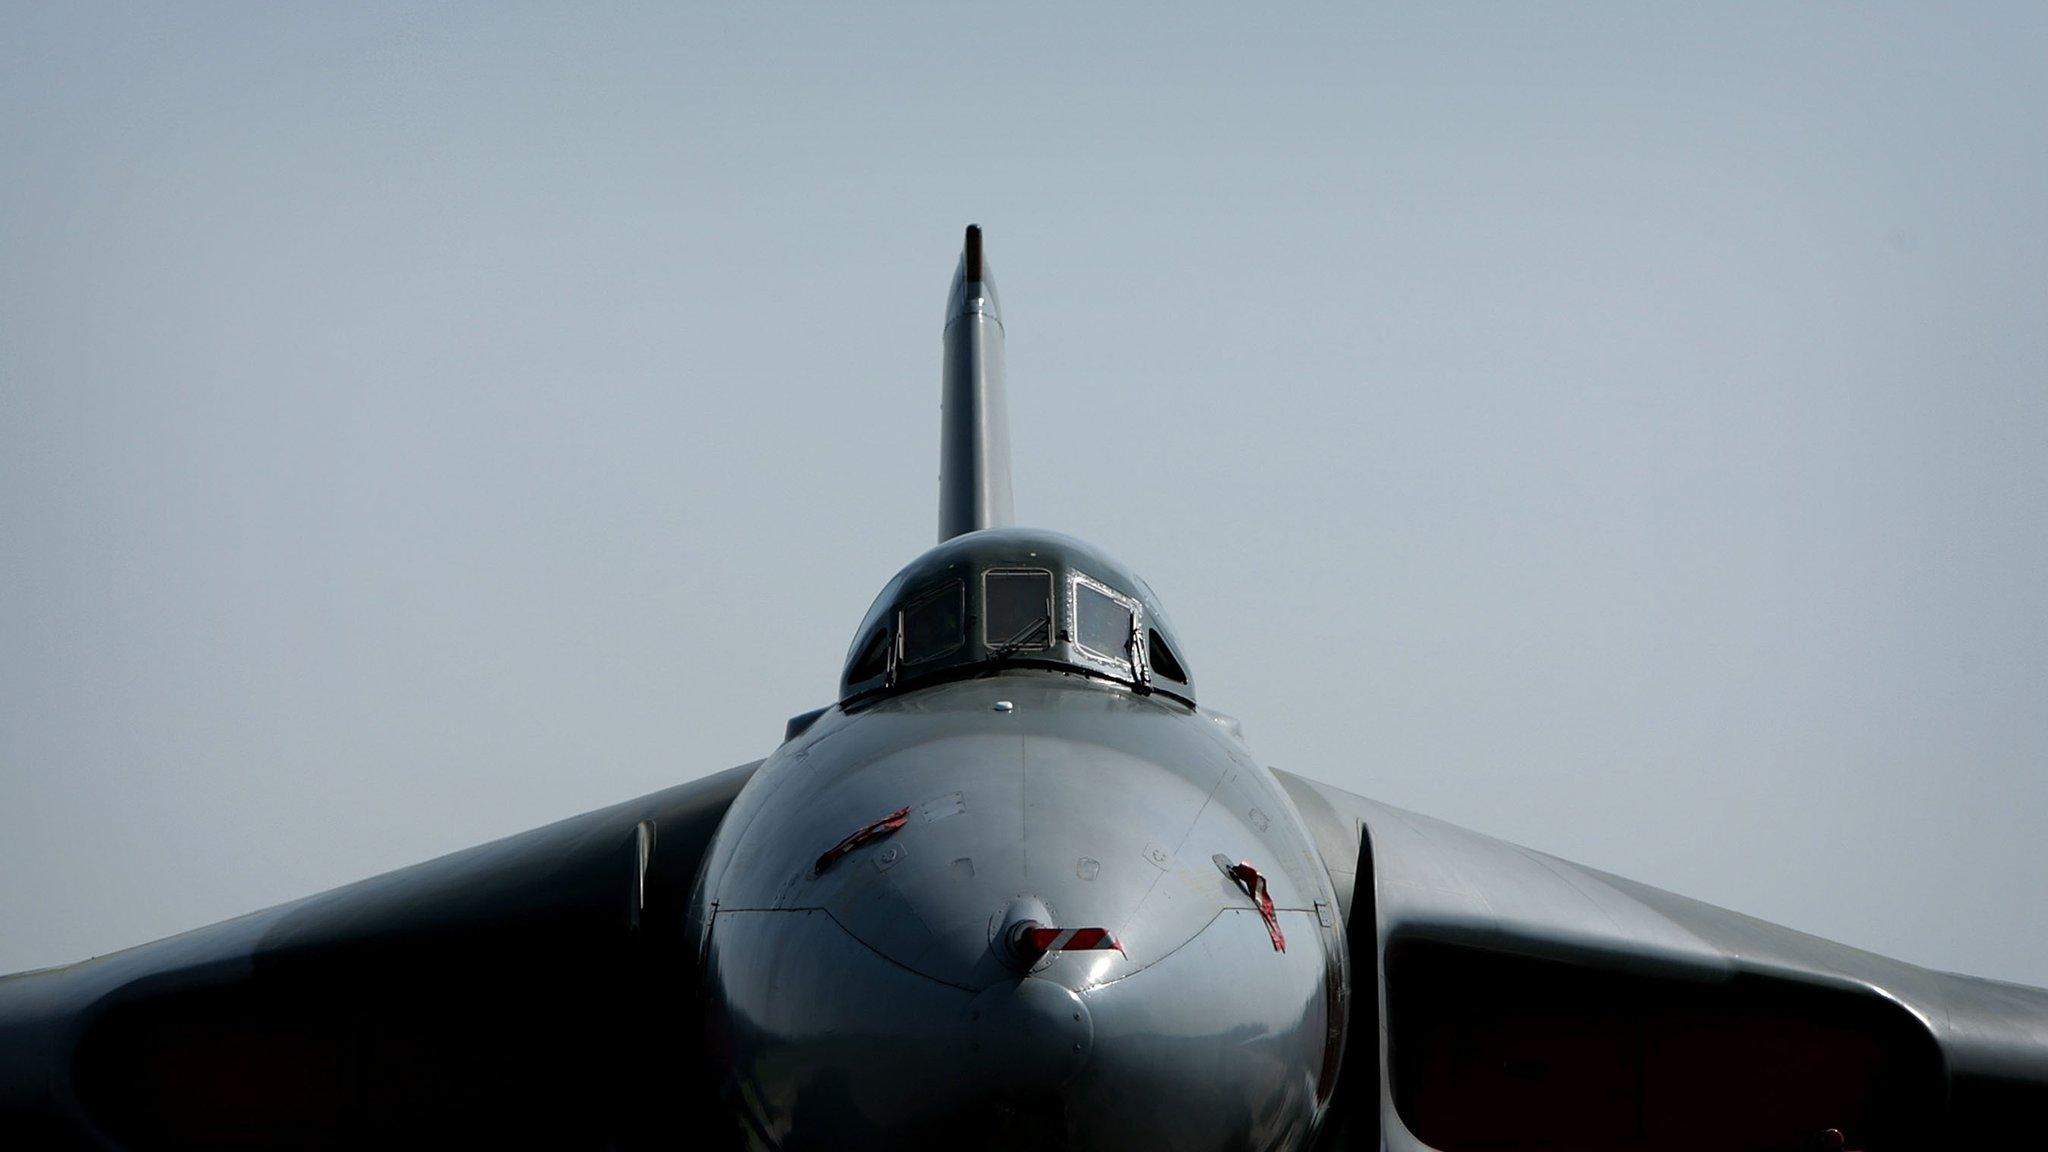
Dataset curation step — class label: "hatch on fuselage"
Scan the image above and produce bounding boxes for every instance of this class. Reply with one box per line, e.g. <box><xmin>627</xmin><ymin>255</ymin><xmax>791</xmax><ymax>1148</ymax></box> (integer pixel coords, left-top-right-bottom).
<box><xmin>839</xmin><ymin>527</ymin><xmax>1195</xmax><ymax>707</ymax></box>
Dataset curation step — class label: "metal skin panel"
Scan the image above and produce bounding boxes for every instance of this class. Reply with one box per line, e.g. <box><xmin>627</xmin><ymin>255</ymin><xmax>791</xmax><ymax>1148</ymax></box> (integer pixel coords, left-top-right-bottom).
<box><xmin>1067</xmin><ymin>907</ymin><xmax>1328</xmax><ymax>1152</ymax></box>
<box><xmin>704</xmin><ymin>904</ymin><xmax>1328</xmax><ymax>1152</ymax></box>
<box><xmin>1275</xmin><ymin>769</ymin><xmax>2048</xmax><ymax>1148</ymax></box>
<box><xmin>689</xmin><ymin>673</ymin><xmax>1344</xmax><ymax>1148</ymax></box>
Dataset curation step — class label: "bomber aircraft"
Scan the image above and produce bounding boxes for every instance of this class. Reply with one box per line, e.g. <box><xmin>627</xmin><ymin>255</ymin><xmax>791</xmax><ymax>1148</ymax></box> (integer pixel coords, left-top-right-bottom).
<box><xmin>3</xmin><ymin>227</ymin><xmax>2045</xmax><ymax>1151</ymax></box>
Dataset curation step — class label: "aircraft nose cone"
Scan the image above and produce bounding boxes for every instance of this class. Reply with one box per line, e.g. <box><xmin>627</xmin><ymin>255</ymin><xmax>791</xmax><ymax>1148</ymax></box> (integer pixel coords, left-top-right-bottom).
<box><xmin>967</xmin><ymin>978</ymin><xmax>1094</xmax><ymax>1098</ymax></box>
<box><xmin>695</xmin><ymin>682</ymin><xmax>1340</xmax><ymax>1148</ymax></box>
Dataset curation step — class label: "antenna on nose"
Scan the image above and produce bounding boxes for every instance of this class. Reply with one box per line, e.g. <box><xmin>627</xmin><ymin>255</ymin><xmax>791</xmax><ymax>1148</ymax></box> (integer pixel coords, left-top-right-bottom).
<box><xmin>938</xmin><ymin>224</ymin><xmax>1014</xmax><ymax>542</ymax></box>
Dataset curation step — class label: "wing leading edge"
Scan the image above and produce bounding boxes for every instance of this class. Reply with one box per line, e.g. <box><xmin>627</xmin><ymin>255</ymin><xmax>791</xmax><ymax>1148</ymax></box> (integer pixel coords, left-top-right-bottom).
<box><xmin>1275</xmin><ymin>769</ymin><xmax>2048</xmax><ymax>1150</ymax></box>
<box><xmin>0</xmin><ymin>762</ymin><xmax>758</xmax><ymax>1151</ymax></box>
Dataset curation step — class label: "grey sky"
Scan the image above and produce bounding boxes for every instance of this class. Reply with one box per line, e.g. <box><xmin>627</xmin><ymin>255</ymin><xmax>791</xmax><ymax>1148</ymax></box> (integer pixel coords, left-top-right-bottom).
<box><xmin>3</xmin><ymin>5</ymin><xmax>2044</xmax><ymax>985</ymax></box>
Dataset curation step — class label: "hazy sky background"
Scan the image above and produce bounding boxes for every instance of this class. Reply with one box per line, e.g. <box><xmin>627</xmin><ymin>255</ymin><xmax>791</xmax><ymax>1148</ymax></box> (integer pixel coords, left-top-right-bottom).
<box><xmin>4</xmin><ymin>5</ymin><xmax>2044</xmax><ymax>985</ymax></box>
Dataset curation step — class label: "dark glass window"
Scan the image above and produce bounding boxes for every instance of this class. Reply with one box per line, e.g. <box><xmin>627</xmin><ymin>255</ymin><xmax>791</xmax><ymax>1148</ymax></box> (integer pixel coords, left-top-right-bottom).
<box><xmin>900</xmin><ymin>581</ymin><xmax>965</xmax><ymax>665</ymax></box>
<box><xmin>846</xmin><ymin>624</ymin><xmax>891</xmax><ymax>683</ymax></box>
<box><xmin>1074</xmin><ymin>579</ymin><xmax>1137</xmax><ymax>672</ymax></box>
<box><xmin>1148</xmin><ymin>628</ymin><xmax>1188</xmax><ymax>683</ymax></box>
<box><xmin>984</xmin><ymin>569</ymin><xmax>1053</xmax><ymax>652</ymax></box>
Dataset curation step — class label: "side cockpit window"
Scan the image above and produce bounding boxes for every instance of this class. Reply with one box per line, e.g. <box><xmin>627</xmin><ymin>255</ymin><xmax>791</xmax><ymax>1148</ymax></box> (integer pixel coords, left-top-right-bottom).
<box><xmin>984</xmin><ymin>568</ymin><xmax>1053</xmax><ymax>653</ymax></box>
<box><xmin>1072</xmin><ymin>574</ymin><xmax>1140</xmax><ymax>675</ymax></box>
<box><xmin>900</xmin><ymin>580</ymin><xmax>965</xmax><ymax>665</ymax></box>
<box><xmin>846</xmin><ymin>623</ymin><xmax>891</xmax><ymax>683</ymax></box>
<box><xmin>1148</xmin><ymin>628</ymin><xmax>1189</xmax><ymax>683</ymax></box>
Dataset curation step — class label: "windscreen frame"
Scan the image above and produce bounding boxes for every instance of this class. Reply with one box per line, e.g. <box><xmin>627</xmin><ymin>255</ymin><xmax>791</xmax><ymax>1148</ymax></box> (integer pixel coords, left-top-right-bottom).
<box><xmin>1068</xmin><ymin>572</ymin><xmax>1143</xmax><ymax>678</ymax></box>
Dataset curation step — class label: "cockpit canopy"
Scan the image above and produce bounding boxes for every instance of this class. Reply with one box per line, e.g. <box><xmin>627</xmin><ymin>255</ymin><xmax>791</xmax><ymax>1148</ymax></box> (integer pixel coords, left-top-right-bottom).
<box><xmin>840</xmin><ymin>528</ymin><xmax>1194</xmax><ymax>705</ymax></box>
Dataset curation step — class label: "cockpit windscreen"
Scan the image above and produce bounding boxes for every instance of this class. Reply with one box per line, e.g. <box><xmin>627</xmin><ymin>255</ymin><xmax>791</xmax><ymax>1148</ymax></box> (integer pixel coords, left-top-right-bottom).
<box><xmin>1073</xmin><ymin>577</ymin><xmax>1138</xmax><ymax>674</ymax></box>
<box><xmin>900</xmin><ymin>580</ymin><xmax>964</xmax><ymax>665</ymax></box>
<box><xmin>984</xmin><ymin>569</ymin><xmax>1053</xmax><ymax>652</ymax></box>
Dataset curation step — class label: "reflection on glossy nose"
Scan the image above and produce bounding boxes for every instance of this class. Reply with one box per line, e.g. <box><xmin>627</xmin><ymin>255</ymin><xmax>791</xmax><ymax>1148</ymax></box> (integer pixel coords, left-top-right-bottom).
<box><xmin>704</xmin><ymin>898</ymin><xmax>1330</xmax><ymax>1152</ymax></box>
<box><xmin>967</xmin><ymin>977</ymin><xmax>1093</xmax><ymax>1098</ymax></box>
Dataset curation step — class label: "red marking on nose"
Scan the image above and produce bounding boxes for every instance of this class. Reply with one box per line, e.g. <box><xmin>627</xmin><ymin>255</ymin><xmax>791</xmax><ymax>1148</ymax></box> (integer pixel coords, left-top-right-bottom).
<box><xmin>1225</xmin><ymin>860</ymin><xmax>1286</xmax><ymax>953</ymax></box>
<box><xmin>813</xmin><ymin>806</ymin><xmax>912</xmax><ymax>876</ymax></box>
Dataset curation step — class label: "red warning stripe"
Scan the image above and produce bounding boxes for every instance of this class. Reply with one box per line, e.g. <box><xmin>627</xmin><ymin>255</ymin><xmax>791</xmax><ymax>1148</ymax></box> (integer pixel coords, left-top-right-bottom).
<box><xmin>812</xmin><ymin>805</ymin><xmax>912</xmax><ymax>876</ymax></box>
<box><xmin>1226</xmin><ymin>860</ymin><xmax>1287</xmax><ymax>953</ymax></box>
<box><xmin>1016</xmin><ymin>924</ymin><xmax>1123</xmax><ymax>958</ymax></box>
